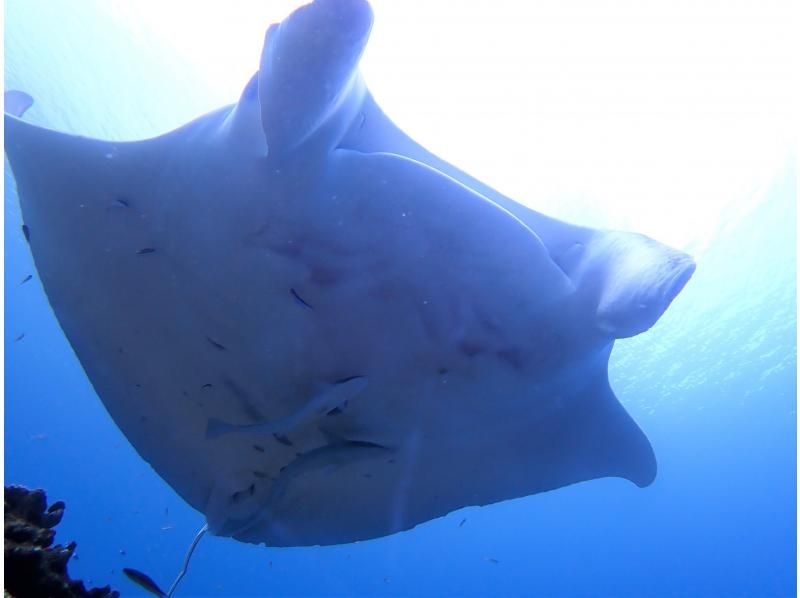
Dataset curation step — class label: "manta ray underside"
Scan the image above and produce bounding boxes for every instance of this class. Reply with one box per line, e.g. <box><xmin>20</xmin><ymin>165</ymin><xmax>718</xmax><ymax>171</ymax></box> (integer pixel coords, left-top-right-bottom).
<box><xmin>4</xmin><ymin>0</ymin><xmax>694</xmax><ymax>547</ymax></box>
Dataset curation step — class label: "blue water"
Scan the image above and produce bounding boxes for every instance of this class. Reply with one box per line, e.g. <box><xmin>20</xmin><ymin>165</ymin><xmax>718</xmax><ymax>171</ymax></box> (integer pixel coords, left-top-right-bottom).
<box><xmin>4</xmin><ymin>1</ymin><xmax>796</xmax><ymax>596</ymax></box>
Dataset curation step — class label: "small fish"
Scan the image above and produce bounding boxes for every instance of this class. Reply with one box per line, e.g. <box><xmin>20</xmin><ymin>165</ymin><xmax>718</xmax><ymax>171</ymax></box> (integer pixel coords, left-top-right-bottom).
<box><xmin>253</xmin><ymin>444</ymin><xmax>265</xmax><ymax>453</ymax></box>
<box><xmin>201</xmin><ymin>383</ymin><xmax>213</xmax><ymax>389</ymax></box>
<box><xmin>487</xmin><ymin>558</ymin><xmax>499</xmax><ymax>565</ymax></box>
<box><xmin>206</xmin><ymin>336</ymin><xmax>226</xmax><ymax>351</ymax></box>
<box><xmin>15</xmin><ymin>333</ymin><xmax>25</xmax><ymax>342</ymax></box>
<box><xmin>290</xmin><ymin>287</ymin><xmax>313</xmax><ymax>309</ymax></box>
<box><xmin>119</xmin><ymin>549</ymin><xmax>126</xmax><ymax>556</ymax></box>
<box><xmin>136</xmin><ymin>247</ymin><xmax>156</xmax><ymax>255</ymax></box>
<box><xmin>123</xmin><ymin>567</ymin><xmax>167</xmax><ymax>598</ymax></box>
<box><xmin>459</xmin><ymin>518</ymin><xmax>467</xmax><ymax>528</ymax></box>
<box><xmin>30</xmin><ymin>433</ymin><xmax>48</xmax><ymax>442</ymax></box>
<box><xmin>114</xmin><ymin>197</ymin><xmax>130</xmax><ymax>207</ymax></box>
<box><xmin>160</xmin><ymin>525</ymin><xmax>174</xmax><ymax>531</ymax></box>
<box><xmin>20</xmin><ymin>274</ymin><xmax>32</xmax><ymax>285</ymax></box>
<box><xmin>273</xmin><ymin>433</ymin><xmax>293</xmax><ymax>447</ymax></box>
<box><xmin>21</xmin><ymin>224</ymin><xmax>30</xmax><ymax>243</ymax></box>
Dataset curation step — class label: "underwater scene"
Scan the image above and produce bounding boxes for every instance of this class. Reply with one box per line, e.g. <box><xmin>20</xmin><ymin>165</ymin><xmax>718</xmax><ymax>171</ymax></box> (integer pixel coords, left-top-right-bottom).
<box><xmin>4</xmin><ymin>0</ymin><xmax>796</xmax><ymax>596</ymax></box>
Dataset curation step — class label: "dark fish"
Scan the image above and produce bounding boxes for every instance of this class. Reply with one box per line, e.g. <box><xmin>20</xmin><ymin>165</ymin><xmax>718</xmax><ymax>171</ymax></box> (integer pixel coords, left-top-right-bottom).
<box><xmin>21</xmin><ymin>224</ymin><xmax>30</xmax><ymax>243</ymax></box>
<box><xmin>253</xmin><ymin>470</ymin><xmax>268</xmax><ymax>479</ymax></box>
<box><xmin>15</xmin><ymin>333</ymin><xmax>25</xmax><ymax>342</ymax></box>
<box><xmin>136</xmin><ymin>247</ymin><xmax>156</xmax><ymax>255</ymax></box>
<box><xmin>326</xmin><ymin>406</ymin><xmax>343</xmax><ymax>416</ymax></box>
<box><xmin>201</xmin><ymin>383</ymin><xmax>213</xmax><ymax>389</ymax></box>
<box><xmin>459</xmin><ymin>518</ymin><xmax>467</xmax><ymax>528</ymax></box>
<box><xmin>487</xmin><ymin>558</ymin><xmax>499</xmax><ymax>565</ymax></box>
<box><xmin>123</xmin><ymin>567</ymin><xmax>167</xmax><ymax>598</ymax></box>
<box><xmin>290</xmin><ymin>287</ymin><xmax>313</xmax><ymax>309</ymax></box>
<box><xmin>334</xmin><ymin>375</ymin><xmax>363</xmax><ymax>385</ymax></box>
<box><xmin>273</xmin><ymin>433</ymin><xmax>293</xmax><ymax>447</ymax></box>
<box><xmin>115</xmin><ymin>196</ymin><xmax>130</xmax><ymax>207</ymax></box>
<box><xmin>20</xmin><ymin>274</ymin><xmax>32</xmax><ymax>285</ymax></box>
<box><xmin>253</xmin><ymin>444</ymin><xmax>265</xmax><ymax>453</ymax></box>
<box><xmin>206</xmin><ymin>336</ymin><xmax>226</xmax><ymax>350</ymax></box>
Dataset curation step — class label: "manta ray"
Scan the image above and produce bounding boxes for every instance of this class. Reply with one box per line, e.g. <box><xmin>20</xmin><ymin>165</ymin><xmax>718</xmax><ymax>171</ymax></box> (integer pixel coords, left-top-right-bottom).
<box><xmin>4</xmin><ymin>0</ymin><xmax>694</xmax><ymax>549</ymax></box>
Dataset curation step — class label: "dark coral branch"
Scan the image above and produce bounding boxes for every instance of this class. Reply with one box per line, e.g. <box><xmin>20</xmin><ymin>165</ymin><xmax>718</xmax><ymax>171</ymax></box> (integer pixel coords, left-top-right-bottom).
<box><xmin>4</xmin><ymin>485</ymin><xmax>119</xmax><ymax>598</ymax></box>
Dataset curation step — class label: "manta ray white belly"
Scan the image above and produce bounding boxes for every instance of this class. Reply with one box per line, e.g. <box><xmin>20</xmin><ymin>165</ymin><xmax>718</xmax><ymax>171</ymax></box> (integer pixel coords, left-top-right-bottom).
<box><xmin>4</xmin><ymin>0</ymin><xmax>694</xmax><ymax>548</ymax></box>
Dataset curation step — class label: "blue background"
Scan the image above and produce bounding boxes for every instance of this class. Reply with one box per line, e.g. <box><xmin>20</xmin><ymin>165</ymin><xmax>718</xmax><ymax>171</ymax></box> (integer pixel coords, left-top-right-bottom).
<box><xmin>4</xmin><ymin>1</ymin><xmax>796</xmax><ymax>595</ymax></box>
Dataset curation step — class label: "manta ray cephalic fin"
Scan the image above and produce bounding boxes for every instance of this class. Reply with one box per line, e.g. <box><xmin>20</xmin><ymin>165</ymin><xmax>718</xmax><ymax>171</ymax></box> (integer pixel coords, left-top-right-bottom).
<box><xmin>4</xmin><ymin>90</ymin><xmax>34</xmax><ymax>118</ymax></box>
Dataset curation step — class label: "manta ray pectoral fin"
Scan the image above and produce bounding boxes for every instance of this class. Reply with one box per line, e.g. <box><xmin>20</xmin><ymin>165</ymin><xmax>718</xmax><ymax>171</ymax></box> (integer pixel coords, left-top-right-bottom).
<box><xmin>4</xmin><ymin>90</ymin><xmax>34</xmax><ymax>117</ymax></box>
<box><xmin>258</xmin><ymin>0</ymin><xmax>373</xmax><ymax>155</ymax></box>
<box><xmin>337</xmin><ymin>89</ymin><xmax>598</xmax><ymax>263</ymax></box>
<box><xmin>205</xmin><ymin>376</ymin><xmax>368</xmax><ymax>440</ymax></box>
<box><xmin>573</xmin><ymin>230</ymin><xmax>696</xmax><ymax>339</ymax></box>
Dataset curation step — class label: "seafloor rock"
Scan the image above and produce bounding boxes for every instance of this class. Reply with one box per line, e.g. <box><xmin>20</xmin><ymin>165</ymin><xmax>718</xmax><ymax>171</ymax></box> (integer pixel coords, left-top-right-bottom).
<box><xmin>4</xmin><ymin>485</ymin><xmax>119</xmax><ymax>598</ymax></box>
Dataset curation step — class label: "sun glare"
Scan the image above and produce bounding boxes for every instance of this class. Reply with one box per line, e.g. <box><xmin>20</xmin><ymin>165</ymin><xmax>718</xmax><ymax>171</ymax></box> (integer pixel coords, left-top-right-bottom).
<box><xmin>106</xmin><ymin>0</ymin><xmax>795</xmax><ymax>252</ymax></box>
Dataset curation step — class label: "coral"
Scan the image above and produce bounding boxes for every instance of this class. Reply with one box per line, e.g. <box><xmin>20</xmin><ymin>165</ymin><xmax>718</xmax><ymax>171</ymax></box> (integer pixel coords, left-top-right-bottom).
<box><xmin>4</xmin><ymin>485</ymin><xmax>119</xmax><ymax>598</ymax></box>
